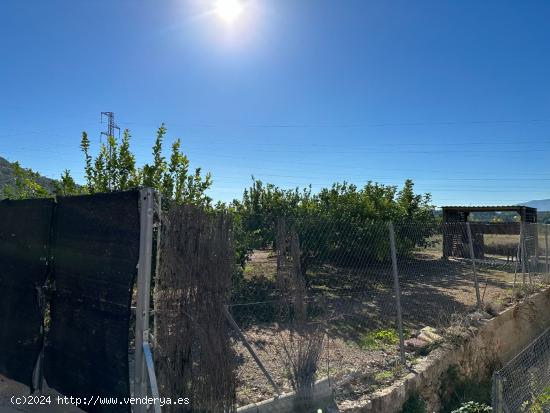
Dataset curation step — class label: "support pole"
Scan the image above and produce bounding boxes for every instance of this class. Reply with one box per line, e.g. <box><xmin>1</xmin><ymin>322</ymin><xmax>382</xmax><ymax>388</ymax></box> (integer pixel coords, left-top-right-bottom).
<box><xmin>492</xmin><ymin>373</ymin><xmax>505</xmax><ymax>413</ymax></box>
<box><xmin>466</xmin><ymin>223</ymin><xmax>482</xmax><ymax>309</ymax></box>
<box><xmin>388</xmin><ymin>222</ymin><xmax>406</xmax><ymax>365</ymax></box>
<box><xmin>520</xmin><ymin>222</ymin><xmax>527</xmax><ymax>285</ymax></box>
<box><xmin>152</xmin><ymin>193</ymin><xmax>162</xmax><ymax>348</ymax></box>
<box><xmin>224</xmin><ymin>307</ymin><xmax>281</xmax><ymax>396</ymax></box>
<box><xmin>546</xmin><ymin>225</ymin><xmax>549</xmax><ymax>278</ymax></box>
<box><xmin>143</xmin><ymin>342</ymin><xmax>162</xmax><ymax>413</ymax></box>
<box><xmin>135</xmin><ymin>188</ymin><xmax>155</xmax><ymax>413</ymax></box>
<box><xmin>534</xmin><ymin>223</ymin><xmax>539</xmax><ymax>272</ymax></box>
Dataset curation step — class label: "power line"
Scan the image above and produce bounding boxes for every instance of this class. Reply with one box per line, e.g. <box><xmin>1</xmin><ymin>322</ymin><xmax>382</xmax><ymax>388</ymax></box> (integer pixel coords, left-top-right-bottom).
<box><xmin>119</xmin><ymin>117</ymin><xmax>550</xmax><ymax>129</ymax></box>
<box><xmin>0</xmin><ymin>120</ymin><xmax>101</xmax><ymax>139</ymax></box>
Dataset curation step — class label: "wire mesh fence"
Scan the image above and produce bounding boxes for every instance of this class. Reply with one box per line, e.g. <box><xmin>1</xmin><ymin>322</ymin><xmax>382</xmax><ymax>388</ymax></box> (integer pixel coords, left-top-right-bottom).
<box><xmin>227</xmin><ymin>219</ymin><xmax>550</xmax><ymax>412</ymax></box>
<box><xmin>492</xmin><ymin>327</ymin><xmax>550</xmax><ymax>413</ymax></box>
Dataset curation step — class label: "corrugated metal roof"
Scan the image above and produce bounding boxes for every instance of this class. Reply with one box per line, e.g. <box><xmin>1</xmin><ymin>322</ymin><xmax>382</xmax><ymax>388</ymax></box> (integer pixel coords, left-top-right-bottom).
<box><xmin>442</xmin><ymin>205</ymin><xmax>537</xmax><ymax>211</ymax></box>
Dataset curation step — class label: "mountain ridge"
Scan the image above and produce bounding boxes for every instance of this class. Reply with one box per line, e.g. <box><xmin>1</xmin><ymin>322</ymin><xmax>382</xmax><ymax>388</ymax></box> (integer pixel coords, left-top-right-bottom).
<box><xmin>519</xmin><ymin>199</ymin><xmax>550</xmax><ymax>212</ymax></box>
<box><xmin>0</xmin><ymin>156</ymin><xmax>57</xmax><ymax>197</ymax></box>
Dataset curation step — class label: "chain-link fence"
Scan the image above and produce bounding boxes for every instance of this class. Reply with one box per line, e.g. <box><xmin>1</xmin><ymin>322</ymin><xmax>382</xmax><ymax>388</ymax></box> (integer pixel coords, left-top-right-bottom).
<box><xmin>492</xmin><ymin>327</ymin><xmax>550</xmax><ymax>413</ymax></box>
<box><xmin>228</xmin><ymin>219</ymin><xmax>550</xmax><ymax>412</ymax></box>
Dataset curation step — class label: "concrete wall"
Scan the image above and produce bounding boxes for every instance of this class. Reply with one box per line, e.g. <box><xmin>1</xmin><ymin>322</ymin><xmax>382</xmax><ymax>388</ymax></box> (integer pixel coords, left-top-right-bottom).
<box><xmin>237</xmin><ymin>378</ymin><xmax>333</xmax><ymax>413</ymax></box>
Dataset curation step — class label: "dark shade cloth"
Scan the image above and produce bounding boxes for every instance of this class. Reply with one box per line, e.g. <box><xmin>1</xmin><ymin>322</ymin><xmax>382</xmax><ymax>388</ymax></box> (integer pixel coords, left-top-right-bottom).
<box><xmin>0</xmin><ymin>198</ymin><xmax>54</xmax><ymax>386</ymax></box>
<box><xmin>45</xmin><ymin>191</ymin><xmax>140</xmax><ymax>413</ymax></box>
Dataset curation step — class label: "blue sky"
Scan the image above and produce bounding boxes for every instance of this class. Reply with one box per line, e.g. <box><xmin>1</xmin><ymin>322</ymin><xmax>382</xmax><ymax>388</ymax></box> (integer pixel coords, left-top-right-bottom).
<box><xmin>1</xmin><ymin>0</ymin><xmax>550</xmax><ymax>206</ymax></box>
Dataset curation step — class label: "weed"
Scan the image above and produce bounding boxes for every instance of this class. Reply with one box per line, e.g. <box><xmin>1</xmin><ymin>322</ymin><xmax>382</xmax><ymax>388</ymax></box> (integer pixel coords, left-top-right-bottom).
<box><xmin>451</xmin><ymin>401</ymin><xmax>492</xmax><ymax>413</ymax></box>
<box><xmin>521</xmin><ymin>383</ymin><xmax>550</xmax><ymax>412</ymax></box>
<box><xmin>441</xmin><ymin>314</ymin><xmax>473</xmax><ymax>346</ymax></box>
<box><xmin>374</xmin><ymin>370</ymin><xmax>394</xmax><ymax>382</ymax></box>
<box><xmin>360</xmin><ymin>328</ymin><xmax>400</xmax><ymax>350</ymax></box>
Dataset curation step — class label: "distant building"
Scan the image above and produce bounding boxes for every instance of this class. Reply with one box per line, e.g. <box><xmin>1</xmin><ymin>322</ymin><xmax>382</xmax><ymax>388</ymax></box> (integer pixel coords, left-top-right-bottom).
<box><xmin>441</xmin><ymin>205</ymin><xmax>537</xmax><ymax>259</ymax></box>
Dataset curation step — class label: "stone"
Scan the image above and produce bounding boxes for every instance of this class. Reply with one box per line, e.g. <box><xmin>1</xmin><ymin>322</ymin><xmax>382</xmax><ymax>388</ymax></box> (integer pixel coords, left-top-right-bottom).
<box><xmin>404</xmin><ymin>337</ymin><xmax>430</xmax><ymax>352</ymax></box>
<box><xmin>417</xmin><ymin>326</ymin><xmax>442</xmax><ymax>344</ymax></box>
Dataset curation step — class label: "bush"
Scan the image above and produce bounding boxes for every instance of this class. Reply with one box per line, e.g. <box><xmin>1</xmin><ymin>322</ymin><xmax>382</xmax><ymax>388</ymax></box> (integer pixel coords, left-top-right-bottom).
<box><xmin>451</xmin><ymin>401</ymin><xmax>492</xmax><ymax>413</ymax></box>
<box><xmin>235</xmin><ymin>178</ymin><xmax>435</xmax><ymax>267</ymax></box>
<box><xmin>401</xmin><ymin>393</ymin><xmax>427</xmax><ymax>413</ymax></box>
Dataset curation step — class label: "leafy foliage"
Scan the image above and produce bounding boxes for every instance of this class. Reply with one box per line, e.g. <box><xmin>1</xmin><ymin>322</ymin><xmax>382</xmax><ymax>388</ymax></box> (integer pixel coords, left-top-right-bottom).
<box><xmin>521</xmin><ymin>384</ymin><xmax>550</xmax><ymax>412</ymax></box>
<box><xmin>451</xmin><ymin>401</ymin><xmax>492</xmax><ymax>413</ymax></box>
<box><xmin>2</xmin><ymin>161</ymin><xmax>52</xmax><ymax>199</ymax></box>
<box><xmin>53</xmin><ymin>169</ymin><xmax>85</xmax><ymax>196</ymax></box>
<box><xmin>80</xmin><ymin>124</ymin><xmax>212</xmax><ymax>206</ymax></box>
<box><xmin>233</xmin><ymin>178</ymin><xmax>435</xmax><ymax>269</ymax></box>
<box><xmin>400</xmin><ymin>393</ymin><xmax>427</xmax><ymax>413</ymax></box>
<box><xmin>0</xmin><ymin>161</ymin><xmax>79</xmax><ymax>199</ymax></box>
<box><xmin>360</xmin><ymin>329</ymin><xmax>400</xmax><ymax>350</ymax></box>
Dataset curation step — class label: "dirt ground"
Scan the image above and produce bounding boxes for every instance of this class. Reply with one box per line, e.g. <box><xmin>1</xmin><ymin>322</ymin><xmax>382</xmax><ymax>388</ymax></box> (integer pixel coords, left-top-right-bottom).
<box><xmin>0</xmin><ymin>375</ymin><xmax>83</xmax><ymax>413</ymax></box>
<box><xmin>232</xmin><ymin>247</ymin><xmax>543</xmax><ymax>408</ymax></box>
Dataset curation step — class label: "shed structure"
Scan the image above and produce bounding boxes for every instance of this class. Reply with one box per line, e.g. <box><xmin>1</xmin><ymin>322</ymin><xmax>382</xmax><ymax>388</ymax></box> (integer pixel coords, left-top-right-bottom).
<box><xmin>441</xmin><ymin>205</ymin><xmax>538</xmax><ymax>259</ymax></box>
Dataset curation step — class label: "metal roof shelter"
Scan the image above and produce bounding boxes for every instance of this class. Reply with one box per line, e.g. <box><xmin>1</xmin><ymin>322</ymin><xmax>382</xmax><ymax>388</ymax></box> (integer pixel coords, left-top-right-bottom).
<box><xmin>441</xmin><ymin>205</ymin><xmax>538</xmax><ymax>259</ymax></box>
<box><xmin>442</xmin><ymin>205</ymin><xmax>537</xmax><ymax>223</ymax></box>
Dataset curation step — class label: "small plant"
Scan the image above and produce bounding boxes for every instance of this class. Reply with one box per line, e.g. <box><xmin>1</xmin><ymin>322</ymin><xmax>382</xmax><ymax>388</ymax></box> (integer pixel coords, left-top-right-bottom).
<box><xmin>507</xmin><ymin>283</ymin><xmax>542</xmax><ymax>302</ymax></box>
<box><xmin>360</xmin><ymin>329</ymin><xmax>400</xmax><ymax>350</ymax></box>
<box><xmin>451</xmin><ymin>401</ymin><xmax>492</xmax><ymax>413</ymax></box>
<box><xmin>374</xmin><ymin>370</ymin><xmax>393</xmax><ymax>382</ymax></box>
<box><xmin>400</xmin><ymin>392</ymin><xmax>427</xmax><ymax>413</ymax></box>
<box><xmin>521</xmin><ymin>383</ymin><xmax>550</xmax><ymax>412</ymax></box>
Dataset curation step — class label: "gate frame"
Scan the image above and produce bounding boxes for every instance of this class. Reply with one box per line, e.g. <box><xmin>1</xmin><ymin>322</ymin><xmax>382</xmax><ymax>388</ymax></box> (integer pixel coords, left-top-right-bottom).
<box><xmin>134</xmin><ymin>188</ymin><xmax>161</xmax><ymax>413</ymax></box>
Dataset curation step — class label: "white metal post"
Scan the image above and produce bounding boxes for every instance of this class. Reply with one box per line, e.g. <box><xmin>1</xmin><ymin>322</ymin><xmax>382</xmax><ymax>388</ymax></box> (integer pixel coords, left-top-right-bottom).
<box><xmin>152</xmin><ymin>193</ymin><xmax>162</xmax><ymax>349</ymax></box>
<box><xmin>135</xmin><ymin>188</ymin><xmax>155</xmax><ymax>413</ymax></box>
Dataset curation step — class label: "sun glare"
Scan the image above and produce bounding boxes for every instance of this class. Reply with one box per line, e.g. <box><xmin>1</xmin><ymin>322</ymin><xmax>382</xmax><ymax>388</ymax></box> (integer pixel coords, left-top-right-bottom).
<box><xmin>215</xmin><ymin>0</ymin><xmax>244</xmax><ymax>23</ymax></box>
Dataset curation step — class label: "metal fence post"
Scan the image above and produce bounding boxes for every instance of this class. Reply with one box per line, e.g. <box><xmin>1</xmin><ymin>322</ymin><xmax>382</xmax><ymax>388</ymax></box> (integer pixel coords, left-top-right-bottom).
<box><xmin>388</xmin><ymin>222</ymin><xmax>406</xmax><ymax>365</ymax></box>
<box><xmin>152</xmin><ymin>193</ymin><xmax>162</xmax><ymax>348</ymax></box>
<box><xmin>520</xmin><ymin>222</ymin><xmax>527</xmax><ymax>285</ymax></box>
<box><xmin>545</xmin><ymin>224</ymin><xmax>549</xmax><ymax>277</ymax></box>
<box><xmin>466</xmin><ymin>222</ymin><xmax>482</xmax><ymax>309</ymax></box>
<box><xmin>135</xmin><ymin>188</ymin><xmax>155</xmax><ymax>413</ymax></box>
<box><xmin>492</xmin><ymin>373</ymin><xmax>505</xmax><ymax>413</ymax></box>
<box><xmin>534</xmin><ymin>223</ymin><xmax>539</xmax><ymax>272</ymax></box>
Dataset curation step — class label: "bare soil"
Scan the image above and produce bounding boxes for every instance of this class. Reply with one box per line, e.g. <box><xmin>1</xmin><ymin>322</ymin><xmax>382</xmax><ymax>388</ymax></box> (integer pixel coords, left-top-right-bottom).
<box><xmin>232</xmin><ymin>248</ymin><xmax>543</xmax><ymax>407</ymax></box>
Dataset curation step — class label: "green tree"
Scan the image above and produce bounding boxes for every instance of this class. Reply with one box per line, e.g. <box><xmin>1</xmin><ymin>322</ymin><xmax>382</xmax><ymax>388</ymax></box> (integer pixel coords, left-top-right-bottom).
<box><xmin>2</xmin><ymin>162</ymin><xmax>52</xmax><ymax>200</ymax></box>
<box><xmin>117</xmin><ymin>129</ymin><xmax>139</xmax><ymax>190</ymax></box>
<box><xmin>233</xmin><ymin>178</ymin><xmax>435</xmax><ymax>271</ymax></box>
<box><xmin>53</xmin><ymin>169</ymin><xmax>84</xmax><ymax>196</ymax></box>
<box><xmin>80</xmin><ymin>124</ymin><xmax>212</xmax><ymax>206</ymax></box>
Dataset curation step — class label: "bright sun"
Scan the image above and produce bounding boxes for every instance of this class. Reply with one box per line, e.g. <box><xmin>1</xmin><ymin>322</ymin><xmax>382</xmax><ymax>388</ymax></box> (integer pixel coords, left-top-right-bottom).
<box><xmin>215</xmin><ymin>0</ymin><xmax>244</xmax><ymax>23</ymax></box>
